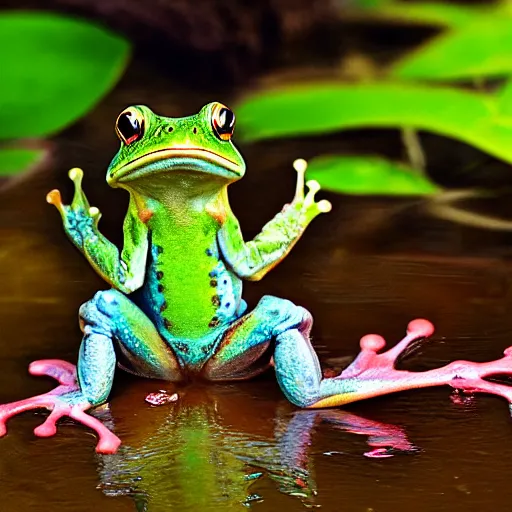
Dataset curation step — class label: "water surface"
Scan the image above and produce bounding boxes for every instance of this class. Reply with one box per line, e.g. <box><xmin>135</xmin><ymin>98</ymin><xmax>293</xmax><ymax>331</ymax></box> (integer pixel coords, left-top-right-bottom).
<box><xmin>1</xmin><ymin>67</ymin><xmax>512</xmax><ymax>512</ymax></box>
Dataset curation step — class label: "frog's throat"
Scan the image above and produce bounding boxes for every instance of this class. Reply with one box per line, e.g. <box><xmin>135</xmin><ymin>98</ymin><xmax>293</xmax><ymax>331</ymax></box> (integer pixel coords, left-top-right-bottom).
<box><xmin>110</xmin><ymin>147</ymin><xmax>242</xmax><ymax>183</ymax></box>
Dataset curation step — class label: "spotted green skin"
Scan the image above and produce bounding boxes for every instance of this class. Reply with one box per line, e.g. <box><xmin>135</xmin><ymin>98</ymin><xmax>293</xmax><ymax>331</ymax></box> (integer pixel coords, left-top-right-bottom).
<box><xmin>49</xmin><ymin>102</ymin><xmax>334</xmax><ymax>408</ymax></box>
<box><xmin>106</xmin><ymin>104</ymin><xmax>249</xmax><ymax>362</ymax></box>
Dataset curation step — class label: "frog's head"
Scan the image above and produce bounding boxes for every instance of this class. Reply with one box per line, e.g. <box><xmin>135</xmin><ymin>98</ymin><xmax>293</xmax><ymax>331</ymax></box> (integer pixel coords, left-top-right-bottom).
<box><xmin>107</xmin><ymin>102</ymin><xmax>245</xmax><ymax>190</ymax></box>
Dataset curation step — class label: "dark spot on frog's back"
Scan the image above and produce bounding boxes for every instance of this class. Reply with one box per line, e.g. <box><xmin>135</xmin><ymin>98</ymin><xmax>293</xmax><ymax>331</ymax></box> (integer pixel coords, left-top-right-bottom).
<box><xmin>209</xmin><ymin>317</ymin><xmax>220</xmax><ymax>328</ymax></box>
<box><xmin>175</xmin><ymin>341</ymin><xmax>188</xmax><ymax>354</ymax></box>
<box><xmin>212</xmin><ymin>295</ymin><xmax>221</xmax><ymax>307</ymax></box>
<box><xmin>163</xmin><ymin>318</ymin><xmax>173</xmax><ymax>330</ymax></box>
<box><xmin>210</xmin><ymin>279</ymin><xmax>218</xmax><ymax>287</ymax></box>
<box><xmin>205</xmin><ymin>249</ymin><xmax>213</xmax><ymax>257</ymax></box>
<box><xmin>201</xmin><ymin>341</ymin><xmax>215</xmax><ymax>355</ymax></box>
<box><xmin>156</xmin><ymin>271</ymin><xmax>164</xmax><ymax>280</ymax></box>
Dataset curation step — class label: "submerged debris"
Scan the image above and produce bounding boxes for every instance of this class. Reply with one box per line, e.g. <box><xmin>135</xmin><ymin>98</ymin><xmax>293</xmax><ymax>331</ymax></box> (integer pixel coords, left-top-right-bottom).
<box><xmin>145</xmin><ymin>390</ymin><xmax>179</xmax><ymax>406</ymax></box>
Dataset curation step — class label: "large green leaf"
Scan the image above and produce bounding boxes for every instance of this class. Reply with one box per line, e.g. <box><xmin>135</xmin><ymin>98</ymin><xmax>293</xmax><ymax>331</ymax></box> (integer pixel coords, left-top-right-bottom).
<box><xmin>235</xmin><ymin>82</ymin><xmax>512</xmax><ymax>163</ymax></box>
<box><xmin>306</xmin><ymin>155</ymin><xmax>440</xmax><ymax>195</ymax></box>
<box><xmin>0</xmin><ymin>147</ymin><xmax>45</xmax><ymax>176</ymax></box>
<box><xmin>498</xmin><ymin>78</ymin><xmax>512</xmax><ymax>117</ymax></box>
<box><xmin>391</xmin><ymin>13</ymin><xmax>512</xmax><ymax>80</ymax></box>
<box><xmin>352</xmin><ymin>0</ymin><xmax>395</xmax><ymax>8</ymax></box>
<box><xmin>0</xmin><ymin>11</ymin><xmax>130</xmax><ymax>139</ymax></box>
<box><xmin>364</xmin><ymin>2</ymin><xmax>493</xmax><ymax>29</ymax></box>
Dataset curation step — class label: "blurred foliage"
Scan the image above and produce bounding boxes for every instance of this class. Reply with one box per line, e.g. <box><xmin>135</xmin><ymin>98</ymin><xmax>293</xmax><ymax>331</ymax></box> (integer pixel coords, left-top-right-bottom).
<box><xmin>236</xmin><ymin>83</ymin><xmax>512</xmax><ymax>162</ymax></box>
<box><xmin>306</xmin><ymin>155</ymin><xmax>439</xmax><ymax>196</ymax></box>
<box><xmin>0</xmin><ymin>11</ymin><xmax>130</xmax><ymax>178</ymax></box>
<box><xmin>0</xmin><ymin>148</ymin><xmax>45</xmax><ymax>177</ymax></box>
<box><xmin>392</xmin><ymin>15</ymin><xmax>512</xmax><ymax>80</ymax></box>
<box><xmin>236</xmin><ymin>0</ymin><xmax>512</xmax><ymax>199</ymax></box>
<box><xmin>359</xmin><ymin>1</ymin><xmax>493</xmax><ymax>29</ymax></box>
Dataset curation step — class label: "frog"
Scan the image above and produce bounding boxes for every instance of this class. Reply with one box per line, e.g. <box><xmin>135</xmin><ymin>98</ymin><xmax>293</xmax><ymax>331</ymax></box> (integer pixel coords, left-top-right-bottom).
<box><xmin>2</xmin><ymin>102</ymin><xmax>512</xmax><ymax>454</ymax></box>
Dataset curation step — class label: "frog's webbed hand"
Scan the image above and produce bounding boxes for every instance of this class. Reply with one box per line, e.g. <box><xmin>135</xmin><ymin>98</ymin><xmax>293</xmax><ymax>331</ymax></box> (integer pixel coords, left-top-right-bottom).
<box><xmin>47</xmin><ymin>168</ymin><xmax>148</xmax><ymax>293</ymax></box>
<box><xmin>219</xmin><ymin>160</ymin><xmax>331</xmax><ymax>281</ymax></box>
<box><xmin>47</xmin><ymin>168</ymin><xmax>98</xmax><ymax>249</ymax></box>
<box><xmin>286</xmin><ymin>158</ymin><xmax>332</xmax><ymax>228</ymax></box>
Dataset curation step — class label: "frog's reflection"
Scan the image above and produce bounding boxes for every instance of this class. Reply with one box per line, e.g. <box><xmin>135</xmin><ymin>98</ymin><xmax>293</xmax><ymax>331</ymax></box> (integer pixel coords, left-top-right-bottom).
<box><xmin>95</xmin><ymin>379</ymin><xmax>416</xmax><ymax>510</ymax></box>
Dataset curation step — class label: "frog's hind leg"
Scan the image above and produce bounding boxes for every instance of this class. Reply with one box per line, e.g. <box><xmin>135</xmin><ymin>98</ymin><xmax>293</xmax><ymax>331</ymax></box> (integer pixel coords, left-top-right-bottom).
<box><xmin>275</xmin><ymin>311</ymin><xmax>512</xmax><ymax>410</ymax></box>
<box><xmin>202</xmin><ymin>297</ymin><xmax>290</xmax><ymax>381</ymax></box>
<box><xmin>216</xmin><ymin>296</ymin><xmax>512</xmax><ymax>411</ymax></box>
<box><xmin>77</xmin><ymin>289</ymin><xmax>182</xmax><ymax>382</ymax></box>
<box><xmin>0</xmin><ymin>290</ymin><xmax>182</xmax><ymax>453</ymax></box>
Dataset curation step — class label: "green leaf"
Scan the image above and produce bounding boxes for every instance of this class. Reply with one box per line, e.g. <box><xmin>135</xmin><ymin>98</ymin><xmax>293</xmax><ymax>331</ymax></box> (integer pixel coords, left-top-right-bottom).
<box><xmin>498</xmin><ymin>79</ymin><xmax>512</xmax><ymax>117</ymax></box>
<box><xmin>0</xmin><ymin>147</ymin><xmax>45</xmax><ymax>176</ymax></box>
<box><xmin>365</xmin><ymin>2</ymin><xmax>493</xmax><ymax>29</ymax></box>
<box><xmin>391</xmin><ymin>13</ymin><xmax>512</xmax><ymax>80</ymax></box>
<box><xmin>0</xmin><ymin>11</ymin><xmax>130</xmax><ymax>139</ymax></box>
<box><xmin>352</xmin><ymin>0</ymin><xmax>395</xmax><ymax>9</ymax></box>
<box><xmin>235</xmin><ymin>82</ymin><xmax>512</xmax><ymax>164</ymax></box>
<box><xmin>306</xmin><ymin>155</ymin><xmax>439</xmax><ymax>195</ymax></box>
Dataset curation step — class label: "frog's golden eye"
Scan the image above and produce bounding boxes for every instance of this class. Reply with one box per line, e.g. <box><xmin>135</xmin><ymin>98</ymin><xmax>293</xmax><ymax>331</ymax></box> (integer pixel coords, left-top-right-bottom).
<box><xmin>211</xmin><ymin>103</ymin><xmax>235</xmax><ymax>141</ymax></box>
<box><xmin>116</xmin><ymin>109</ymin><xmax>144</xmax><ymax>145</ymax></box>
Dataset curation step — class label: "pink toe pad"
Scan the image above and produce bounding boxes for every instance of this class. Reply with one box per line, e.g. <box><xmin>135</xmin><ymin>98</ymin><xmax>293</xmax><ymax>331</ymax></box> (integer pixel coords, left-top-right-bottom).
<box><xmin>0</xmin><ymin>359</ymin><xmax>121</xmax><ymax>454</ymax></box>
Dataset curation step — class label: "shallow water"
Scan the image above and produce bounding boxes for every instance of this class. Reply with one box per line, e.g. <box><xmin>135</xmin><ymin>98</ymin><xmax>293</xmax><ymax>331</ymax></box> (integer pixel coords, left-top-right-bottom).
<box><xmin>2</xmin><ymin>64</ymin><xmax>512</xmax><ymax>511</ymax></box>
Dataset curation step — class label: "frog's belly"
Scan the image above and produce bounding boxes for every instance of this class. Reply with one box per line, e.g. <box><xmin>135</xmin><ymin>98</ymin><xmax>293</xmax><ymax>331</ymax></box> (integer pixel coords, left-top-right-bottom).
<box><xmin>138</xmin><ymin>244</ymin><xmax>243</xmax><ymax>344</ymax></box>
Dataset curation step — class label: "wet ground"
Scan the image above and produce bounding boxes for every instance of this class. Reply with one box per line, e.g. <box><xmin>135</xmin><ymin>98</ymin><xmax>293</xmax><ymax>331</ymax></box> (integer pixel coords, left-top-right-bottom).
<box><xmin>3</xmin><ymin>61</ymin><xmax>512</xmax><ymax>511</ymax></box>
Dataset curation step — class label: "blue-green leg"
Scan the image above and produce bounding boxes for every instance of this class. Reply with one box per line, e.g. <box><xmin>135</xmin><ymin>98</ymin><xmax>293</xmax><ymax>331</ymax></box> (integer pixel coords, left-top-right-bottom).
<box><xmin>203</xmin><ymin>295</ymin><xmax>313</xmax><ymax>382</ymax></box>
<box><xmin>0</xmin><ymin>289</ymin><xmax>181</xmax><ymax>453</ymax></box>
<box><xmin>78</xmin><ymin>289</ymin><xmax>183</xmax><ymax>401</ymax></box>
<box><xmin>203</xmin><ymin>295</ymin><xmax>396</xmax><ymax>408</ymax></box>
<box><xmin>224</xmin><ymin>298</ymin><xmax>512</xmax><ymax>412</ymax></box>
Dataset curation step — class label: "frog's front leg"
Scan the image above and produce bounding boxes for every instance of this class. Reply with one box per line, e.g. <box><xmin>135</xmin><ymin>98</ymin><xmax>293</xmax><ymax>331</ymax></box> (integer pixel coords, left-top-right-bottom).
<box><xmin>47</xmin><ymin>168</ymin><xmax>148</xmax><ymax>293</ymax></box>
<box><xmin>0</xmin><ymin>290</ymin><xmax>182</xmax><ymax>453</ymax></box>
<box><xmin>219</xmin><ymin>163</ymin><xmax>331</xmax><ymax>281</ymax></box>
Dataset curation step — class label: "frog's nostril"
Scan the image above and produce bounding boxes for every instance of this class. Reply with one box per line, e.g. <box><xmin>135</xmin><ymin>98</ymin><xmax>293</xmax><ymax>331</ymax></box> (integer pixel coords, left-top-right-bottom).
<box><xmin>167</xmin><ymin>126</ymin><xmax>174</xmax><ymax>133</ymax></box>
<box><xmin>193</xmin><ymin>127</ymin><xmax>197</xmax><ymax>134</ymax></box>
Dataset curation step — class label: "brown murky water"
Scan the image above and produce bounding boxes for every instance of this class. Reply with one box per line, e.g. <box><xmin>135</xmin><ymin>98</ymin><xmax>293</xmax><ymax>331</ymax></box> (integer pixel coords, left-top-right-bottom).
<box><xmin>2</xmin><ymin>63</ymin><xmax>512</xmax><ymax>512</ymax></box>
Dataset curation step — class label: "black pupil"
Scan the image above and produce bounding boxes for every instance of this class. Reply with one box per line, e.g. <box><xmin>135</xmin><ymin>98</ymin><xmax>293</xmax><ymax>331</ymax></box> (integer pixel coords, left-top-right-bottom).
<box><xmin>118</xmin><ymin>112</ymin><xmax>141</xmax><ymax>142</ymax></box>
<box><xmin>217</xmin><ymin>108</ymin><xmax>235</xmax><ymax>134</ymax></box>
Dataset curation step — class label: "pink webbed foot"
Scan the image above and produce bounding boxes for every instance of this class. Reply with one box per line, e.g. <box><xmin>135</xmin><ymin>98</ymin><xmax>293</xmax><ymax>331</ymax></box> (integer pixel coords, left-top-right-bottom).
<box><xmin>0</xmin><ymin>359</ymin><xmax>121</xmax><ymax>454</ymax></box>
<box><xmin>331</xmin><ymin>319</ymin><xmax>512</xmax><ymax>411</ymax></box>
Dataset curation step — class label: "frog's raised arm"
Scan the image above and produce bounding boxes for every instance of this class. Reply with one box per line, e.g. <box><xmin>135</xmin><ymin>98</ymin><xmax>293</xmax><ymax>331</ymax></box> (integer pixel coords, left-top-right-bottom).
<box><xmin>47</xmin><ymin>168</ymin><xmax>148</xmax><ymax>294</ymax></box>
<box><xmin>218</xmin><ymin>164</ymin><xmax>331</xmax><ymax>281</ymax></box>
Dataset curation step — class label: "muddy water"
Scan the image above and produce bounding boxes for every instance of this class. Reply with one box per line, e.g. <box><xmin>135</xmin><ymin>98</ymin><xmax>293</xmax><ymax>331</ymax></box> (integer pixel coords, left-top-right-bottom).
<box><xmin>2</xmin><ymin>67</ymin><xmax>512</xmax><ymax>511</ymax></box>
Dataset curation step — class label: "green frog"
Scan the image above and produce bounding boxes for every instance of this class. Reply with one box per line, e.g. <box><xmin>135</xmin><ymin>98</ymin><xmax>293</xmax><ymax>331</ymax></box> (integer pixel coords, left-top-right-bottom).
<box><xmin>2</xmin><ymin>102</ymin><xmax>512</xmax><ymax>454</ymax></box>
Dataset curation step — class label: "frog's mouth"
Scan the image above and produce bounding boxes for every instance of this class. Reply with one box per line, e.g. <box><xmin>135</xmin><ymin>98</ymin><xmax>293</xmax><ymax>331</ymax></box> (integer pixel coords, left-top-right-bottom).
<box><xmin>109</xmin><ymin>147</ymin><xmax>242</xmax><ymax>183</ymax></box>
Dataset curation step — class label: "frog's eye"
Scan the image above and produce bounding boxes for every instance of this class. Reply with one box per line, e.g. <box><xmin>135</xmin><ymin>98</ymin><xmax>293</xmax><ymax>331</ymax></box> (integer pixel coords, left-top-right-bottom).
<box><xmin>211</xmin><ymin>103</ymin><xmax>235</xmax><ymax>141</ymax></box>
<box><xmin>116</xmin><ymin>109</ymin><xmax>144</xmax><ymax>145</ymax></box>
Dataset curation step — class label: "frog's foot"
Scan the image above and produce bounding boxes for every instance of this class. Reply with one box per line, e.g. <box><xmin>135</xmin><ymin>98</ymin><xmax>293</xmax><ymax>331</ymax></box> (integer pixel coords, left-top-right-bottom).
<box><xmin>0</xmin><ymin>359</ymin><xmax>121</xmax><ymax>454</ymax></box>
<box><xmin>309</xmin><ymin>319</ymin><xmax>512</xmax><ymax>409</ymax></box>
<box><xmin>270</xmin><ymin>303</ymin><xmax>512</xmax><ymax>411</ymax></box>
